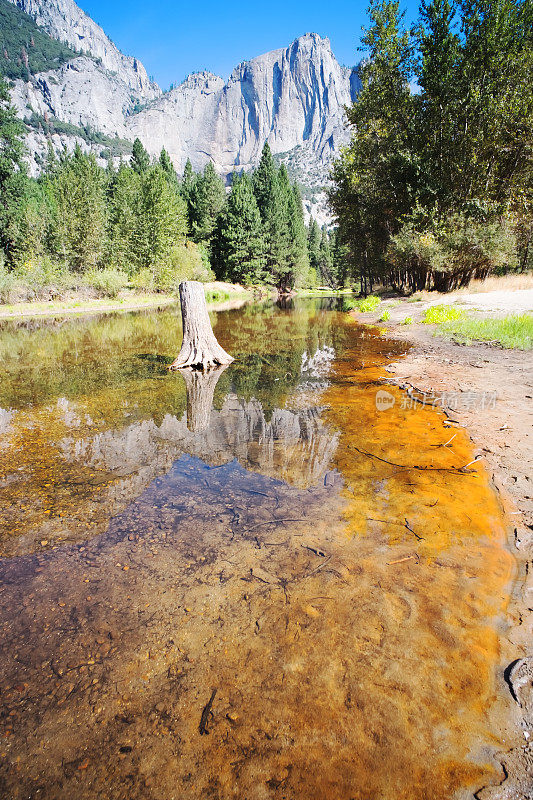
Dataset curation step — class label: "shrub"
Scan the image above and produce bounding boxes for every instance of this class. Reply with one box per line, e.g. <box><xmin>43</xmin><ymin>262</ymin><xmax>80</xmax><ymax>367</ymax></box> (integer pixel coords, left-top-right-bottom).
<box><xmin>423</xmin><ymin>305</ymin><xmax>464</xmax><ymax>324</ymax></box>
<box><xmin>0</xmin><ymin>254</ymin><xmax>18</xmax><ymax>303</ymax></box>
<box><xmin>84</xmin><ymin>268</ymin><xmax>128</xmax><ymax>298</ymax></box>
<box><xmin>388</xmin><ymin>214</ymin><xmax>519</xmax><ymax>292</ymax></box>
<box><xmin>154</xmin><ymin>242</ymin><xmax>214</xmax><ymax>291</ymax></box>
<box><xmin>130</xmin><ymin>268</ymin><xmax>155</xmax><ymax>292</ymax></box>
<box><xmin>402</xmin><ymin>316</ymin><xmax>413</xmax><ymax>325</ymax></box>
<box><xmin>13</xmin><ymin>256</ymin><xmax>67</xmax><ymax>292</ymax></box>
<box><xmin>357</xmin><ymin>295</ymin><xmax>381</xmax><ymax>312</ymax></box>
<box><xmin>379</xmin><ymin>310</ymin><xmax>391</xmax><ymax>322</ymax></box>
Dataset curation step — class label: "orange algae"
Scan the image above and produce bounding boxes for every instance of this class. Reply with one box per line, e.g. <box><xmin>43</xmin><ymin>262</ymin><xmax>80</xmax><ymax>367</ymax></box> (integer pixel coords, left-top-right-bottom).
<box><xmin>0</xmin><ymin>303</ymin><xmax>514</xmax><ymax>799</ymax></box>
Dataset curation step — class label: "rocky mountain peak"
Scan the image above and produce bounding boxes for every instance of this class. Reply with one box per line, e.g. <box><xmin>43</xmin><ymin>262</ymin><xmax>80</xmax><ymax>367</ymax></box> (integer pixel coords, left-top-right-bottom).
<box><xmin>7</xmin><ymin>0</ymin><xmax>160</xmax><ymax>98</ymax></box>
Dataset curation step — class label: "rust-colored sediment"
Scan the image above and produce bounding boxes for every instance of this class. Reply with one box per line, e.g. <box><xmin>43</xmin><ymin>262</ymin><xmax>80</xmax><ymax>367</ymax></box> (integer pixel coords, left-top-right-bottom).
<box><xmin>0</xmin><ymin>307</ymin><xmax>514</xmax><ymax>799</ymax></box>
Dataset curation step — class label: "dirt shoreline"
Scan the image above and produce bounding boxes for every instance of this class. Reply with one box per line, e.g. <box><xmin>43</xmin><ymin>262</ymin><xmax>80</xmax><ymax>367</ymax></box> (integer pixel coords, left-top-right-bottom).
<box><xmin>0</xmin><ymin>282</ymin><xmax>253</xmax><ymax>320</ymax></box>
<box><xmin>364</xmin><ymin>314</ymin><xmax>533</xmax><ymax>799</ymax></box>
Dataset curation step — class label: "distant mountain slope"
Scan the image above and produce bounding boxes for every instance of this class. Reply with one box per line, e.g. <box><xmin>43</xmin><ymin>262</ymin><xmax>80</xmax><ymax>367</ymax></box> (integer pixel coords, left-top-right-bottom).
<box><xmin>127</xmin><ymin>33</ymin><xmax>359</xmax><ymax>181</ymax></box>
<box><xmin>7</xmin><ymin>0</ymin><xmax>159</xmax><ymax>96</ymax></box>
<box><xmin>0</xmin><ymin>0</ymin><xmax>77</xmax><ymax>80</ymax></box>
<box><xmin>2</xmin><ymin>0</ymin><xmax>358</xmax><ymax>219</ymax></box>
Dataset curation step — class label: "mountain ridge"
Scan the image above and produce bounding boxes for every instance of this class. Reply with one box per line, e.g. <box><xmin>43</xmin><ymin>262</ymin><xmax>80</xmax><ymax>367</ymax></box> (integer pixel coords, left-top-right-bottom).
<box><xmin>3</xmin><ymin>0</ymin><xmax>359</xmax><ymax>211</ymax></box>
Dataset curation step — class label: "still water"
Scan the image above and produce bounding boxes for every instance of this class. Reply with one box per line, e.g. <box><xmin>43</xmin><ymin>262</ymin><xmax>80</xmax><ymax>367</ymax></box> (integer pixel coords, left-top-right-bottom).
<box><xmin>0</xmin><ymin>299</ymin><xmax>513</xmax><ymax>799</ymax></box>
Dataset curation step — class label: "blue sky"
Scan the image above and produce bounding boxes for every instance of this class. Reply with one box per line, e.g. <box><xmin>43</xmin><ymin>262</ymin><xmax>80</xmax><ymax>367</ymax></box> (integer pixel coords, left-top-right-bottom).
<box><xmin>80</xmin><ymin>0</ymin><xmax>418</xmax><ymax>89</ymax></box>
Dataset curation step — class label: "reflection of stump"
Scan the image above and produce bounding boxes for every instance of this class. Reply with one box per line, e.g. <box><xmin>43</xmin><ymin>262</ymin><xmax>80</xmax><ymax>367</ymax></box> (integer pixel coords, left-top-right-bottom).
<box><xmin>181</xmin><ymin>365</ymin><xmax>228</xmax><ymax>432</ymax></box>
<box><xmin>169</xmin><ymin>281</ymin><xmax>234</xmax><ymax>370</ymax></box>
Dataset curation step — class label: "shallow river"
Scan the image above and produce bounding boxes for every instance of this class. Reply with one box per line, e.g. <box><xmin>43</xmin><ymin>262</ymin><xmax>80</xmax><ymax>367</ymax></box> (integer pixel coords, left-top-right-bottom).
<box><xmin>0</xmin><ymin>299</ymin><xmax>514</xmax><ymax>799</ymax></box>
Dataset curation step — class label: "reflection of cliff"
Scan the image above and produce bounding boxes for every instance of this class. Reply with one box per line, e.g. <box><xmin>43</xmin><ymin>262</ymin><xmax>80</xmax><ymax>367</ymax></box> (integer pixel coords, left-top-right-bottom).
<box><xmin>61</xmin><ymin>393</ymin><xmax>339</xmax><ymax>491</ymax></box>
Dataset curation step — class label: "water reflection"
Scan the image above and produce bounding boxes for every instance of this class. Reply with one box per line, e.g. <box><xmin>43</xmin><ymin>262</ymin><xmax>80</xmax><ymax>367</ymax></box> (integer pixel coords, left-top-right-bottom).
<box><xmin>0</xmin><ymin>299</ymin><xmax>513</xmax><ymax>800</ymax></box>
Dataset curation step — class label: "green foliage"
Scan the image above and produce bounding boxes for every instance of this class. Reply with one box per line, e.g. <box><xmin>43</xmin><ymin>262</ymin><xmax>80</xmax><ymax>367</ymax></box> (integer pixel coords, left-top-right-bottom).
<box><xmin>156</xmin><ymin>242</ymin><xmax>214</xmax><ymax>290</ymax></box>
<box><xmin>422</xmin><ymin>304</ymin><xmax>464</xmax><ymax>323</ymax></box>
<box><xmin>135</xmin><ymin>164</ymin><xmax>188</xmax><ymax>273</ymax></box>
<box><xmin>188</xmin><ymin>162</ymin><xmax>225</xmax><ymax>244</ymax></box>
<box><xmin>131</xmin><ymin>138</ymin><xmax>150</xmax><ymax>175</ymax></box>
<box><xmin>83</xmin><ymin>267</ymin><xmax>128</xmax><ymax>297</ymax></box>
<box><xmin>330</xmin><ymin>0</ymin><xmax>533</xmax><ymax>293</ymax></box>
<box><xmin>0</xmin><ymin>0</ymin><xmax>78</xmax><ymax>80</ymax></box>
<box><xmin>357</xmin><ymin>295</ymin><xmax>382</xmax><ymax>312</ymax></box>
<box><xmin>340</xmin><ymin>294</ymin><xmax>382</xmax><ymax>312</ymax></box>
<box><xmin>49</xmin><ymin>145</ymin><xmax>107</xmax><ymax>271</ymax></box>
<box><xmin>388</xmin><ymin>214</ymin><xmax>518</xmax><ymax>291</ymax></box>
<box><xmin>440</xmin><ymin>313</ymin><xmax>533</xmax><ymax>349</ymax></box>
<box><xmin>24</xmin><ymin>113</ymin><xmax>133</xmax><ymax>157</ymax></box>
<box><xmin>403</xmin><ymin>316</ymin><xmax>414</xmax><ymax>324</ymax></box>
<box><xmin>379</xmin><ymin>309</ymin><xmax>391</xmax><ymax>321</ymax></box>
<box><xmin>213</xmin><ymin>172</ymin><xmax>266</xmax><ymax>285</ymax></box>
<box><xmin>0</xmin><ymin>252</ymin><xmax>16</xmax><ymax>301</ymax></box>
<box><xmin>0</xmin><ymin>75</ymin><xmax>28</xmax><ymax>264</ymax></box>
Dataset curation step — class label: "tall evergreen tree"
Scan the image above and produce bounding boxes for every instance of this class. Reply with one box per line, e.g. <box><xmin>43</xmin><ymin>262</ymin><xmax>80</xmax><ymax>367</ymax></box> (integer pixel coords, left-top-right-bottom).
<box><xmin>136</xmin><ymin>164</ymin><xmax>188</xmax><ymax>273</ymax></box>
<box><xmin>286</xmin><ymin>184</ymin><xmax>310</xmax><ymax>288</ymax></box>
<box><xmin>307</xmin><ymin>217</ymin><xmax>321</xmax><ymax>277</ymax></box>
<box><xmin>213</xmin><ymin>172</ymin><xmax>265</xmax><ymax>284</ymax></box>
<box><xmin>0</xmin><ymin>76</ymin><xmax>28</xmax><ymax>264</ymax></box>
<box><xmin>50</xmin><ymin>146</ymin><xmax>107</xmax><ymax>271</ymax></box>
<box><xmin>252</xmin><ymin>142</ymin><xmax>277</xmax><ymax>219</ymax></box>
<box><xmin>188</xmin><ymin>162</ymin><xmax>225</xmax><ymax>244</ymax></box>
<box><xmin>131</xmin><ymin>137</ymin><xmax>150</xmax><ymax>175</ymax></box>
<box><xmin>317</xmin><ymin>227</ymin><xmax>334</xmax><ymax>286</ymax></box>
<box><xmin>159</xmin><ymin>147</ymin><xmax>177</xmax><ymax>181</ymax></box>
<box><xmin>106</xmin><ymin>164</ymin><xmax>141</xmax><ymax>269</ymax></box>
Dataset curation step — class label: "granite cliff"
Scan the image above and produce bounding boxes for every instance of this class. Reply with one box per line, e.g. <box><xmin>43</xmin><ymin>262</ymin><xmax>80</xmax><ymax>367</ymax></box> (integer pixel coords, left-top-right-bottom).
<box><xmin>4</xmin><ymin>0</ymin><xmax>359</xmax><ymax>200</ymax></box>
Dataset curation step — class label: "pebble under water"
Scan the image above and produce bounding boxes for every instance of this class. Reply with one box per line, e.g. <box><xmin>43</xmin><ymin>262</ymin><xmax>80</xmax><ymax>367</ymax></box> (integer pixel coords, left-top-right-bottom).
<box><xmin>0</xmin><ymin>298</ymin><xmax>514</xmax><ymax>799</ymax></box>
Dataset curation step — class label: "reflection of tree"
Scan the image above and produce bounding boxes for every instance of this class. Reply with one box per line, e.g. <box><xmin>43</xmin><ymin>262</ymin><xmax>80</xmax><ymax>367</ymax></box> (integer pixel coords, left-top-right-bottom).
<box><xmin>180</xmin><ymin>365</ymin><xmax>229</xmax><ymax>432</ymax></box>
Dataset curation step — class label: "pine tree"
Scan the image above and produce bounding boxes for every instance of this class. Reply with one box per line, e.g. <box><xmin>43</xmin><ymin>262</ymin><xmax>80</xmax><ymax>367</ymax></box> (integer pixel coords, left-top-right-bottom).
<box><xmin>135</xmin><ymin>164</ymin><xmax>188</xmax><ymax>275</ymax></box>
<box><xmin>181</xmin><ymin>159</ymin><xmax>195</xmax><ymax>199</ymax></box>
<box><xmin>106</xmin><ymin>164</ymin><xmax>141</xmax><ymax>269</ymax></box>
<box><xmin>330</xmin><ymin>228</ymin><xmax>351</xmax><ymax>287</ymax></box>
<box><xmin>0</xmin><ymin>76</ymin><xmax>28</xmax><ymax>264</ymax></box>
<box><xmin>188</xmin><ymin>162</ymin><xmax>225</xmax><ymax>244</ymax></box>
<box><xmin>50</xmin><ymin>145</ymin><xmax>107</xmax><ymax>271</ymax></box>
<box><xmin>307</xmin><ymin>217</ymin><xmax>321</xmax><ymax>277</ymax></box>
<box><xmin>213</xmin><ymin>172</ymin><xmax>265</xmax><ymax>284</ymax></box>
<box><xmin>317</xmin><ymin>227</ymin><xmax>334</xmax><ymax>286</ymax></box>
<box><xmin>131</xmin><ymin>137</ymin><xmax>150</xmax><ymax>175</ymax></box>
<box><xmin>252</xmin><ymin>142</ymin><xmax>276</xmax><ymax>219</ymax></box>
<box><xmin>159</xmin><ymin>147</ymin><xmax>176</xmax><ymax>181</ymax></box>
<box><xmin>286</xmin><ymin>184</ymin><xmax>310</xmax><ymax>288</ymax></box>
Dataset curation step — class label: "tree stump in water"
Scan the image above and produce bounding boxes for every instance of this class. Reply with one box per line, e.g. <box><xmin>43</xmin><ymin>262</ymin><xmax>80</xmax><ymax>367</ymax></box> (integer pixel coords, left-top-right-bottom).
<box><xmin>169</xmin><ymin>281</ymin><xmax>234</xmax><ymax>370</ymax></box>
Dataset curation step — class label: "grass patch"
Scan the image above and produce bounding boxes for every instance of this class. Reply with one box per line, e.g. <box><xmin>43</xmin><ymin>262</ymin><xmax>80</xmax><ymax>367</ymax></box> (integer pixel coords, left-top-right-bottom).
<box><xmin>379</xmin><ymin>310</ymin><xmax>390</xmax><ymax>322</ymax></box>
<box><xmin>343</xmin><ymin>295</ymin><xmax>381</xmax><ymax>313</ymax></box>
<box><xmin>440</xmin><ymin>313</ymin><xmax>533</xmax><ymax>350</ymax></box>
<box><xmin>423</xmin><ymin>304</ymin><xmax>464</xmax><ymax>324</ymax></box>
<box><xmin>205</xmin><ymin>289</ymin><xmax>230</xmax><ymax>303</ymax></box>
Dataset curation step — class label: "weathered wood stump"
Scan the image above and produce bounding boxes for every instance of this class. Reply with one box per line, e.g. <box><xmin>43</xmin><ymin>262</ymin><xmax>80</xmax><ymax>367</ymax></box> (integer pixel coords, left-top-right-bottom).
<box><xmin>169</xmin><ymin>281</ymin><xmax>234</xmax><ymax>370</ymax></box>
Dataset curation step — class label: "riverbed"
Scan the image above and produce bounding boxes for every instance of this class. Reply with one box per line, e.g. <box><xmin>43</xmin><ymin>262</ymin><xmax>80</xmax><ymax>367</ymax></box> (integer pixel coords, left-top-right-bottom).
<box><xmin>0</xmin><ymin>298</ymin><xmax>515</xmax><ymax>799</ymax></box>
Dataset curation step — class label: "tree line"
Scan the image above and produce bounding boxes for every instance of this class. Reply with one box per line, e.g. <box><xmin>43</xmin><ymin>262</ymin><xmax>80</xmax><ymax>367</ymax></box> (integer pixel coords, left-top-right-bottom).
<box><xmin>0</xmin><ymin>78</ymin><xmax>346</xmax><ymax>297</ymax></box>
<box><xmin>330</xmin><ymin>0</ymin><xmax>532</xmax><ymax>293</ymax></box>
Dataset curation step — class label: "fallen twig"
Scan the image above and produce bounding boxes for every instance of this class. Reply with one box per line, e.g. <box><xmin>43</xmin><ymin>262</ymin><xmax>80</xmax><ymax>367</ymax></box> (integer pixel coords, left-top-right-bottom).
<box><xmin>352</xmin><ymin>444</ymin><xmax>476</xmax><ymax>473</ymax></box>
<box><xmin>387</xmin><ymin>555</ymin><xmax>416</xmax><ymax>565</ymax></box>
<box><xmin>304</xmin><ymin>555</ymin><xmax>332</xmax><ymax>578</ymax></box>
<box><xmin>241</xmin><ymin>518</ymin><xmax>307</xmax><ymax>532</ymax></box>
<box><xmin>302</xmin><ymin>545</ymin><xmax>327</xmax><ymax>557</ymax></box>
<box><xmin>199</xmin><ymin>689</ymin><xmax>217</xmax><ymax>735</ymax></box>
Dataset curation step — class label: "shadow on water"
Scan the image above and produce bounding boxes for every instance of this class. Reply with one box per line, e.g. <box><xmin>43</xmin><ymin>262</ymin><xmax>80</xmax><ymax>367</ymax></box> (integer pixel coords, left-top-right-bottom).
<box><xmin>0</xmin><ymin>298</ymin><xmax>514</xmax><ymax>799</ymax></box>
